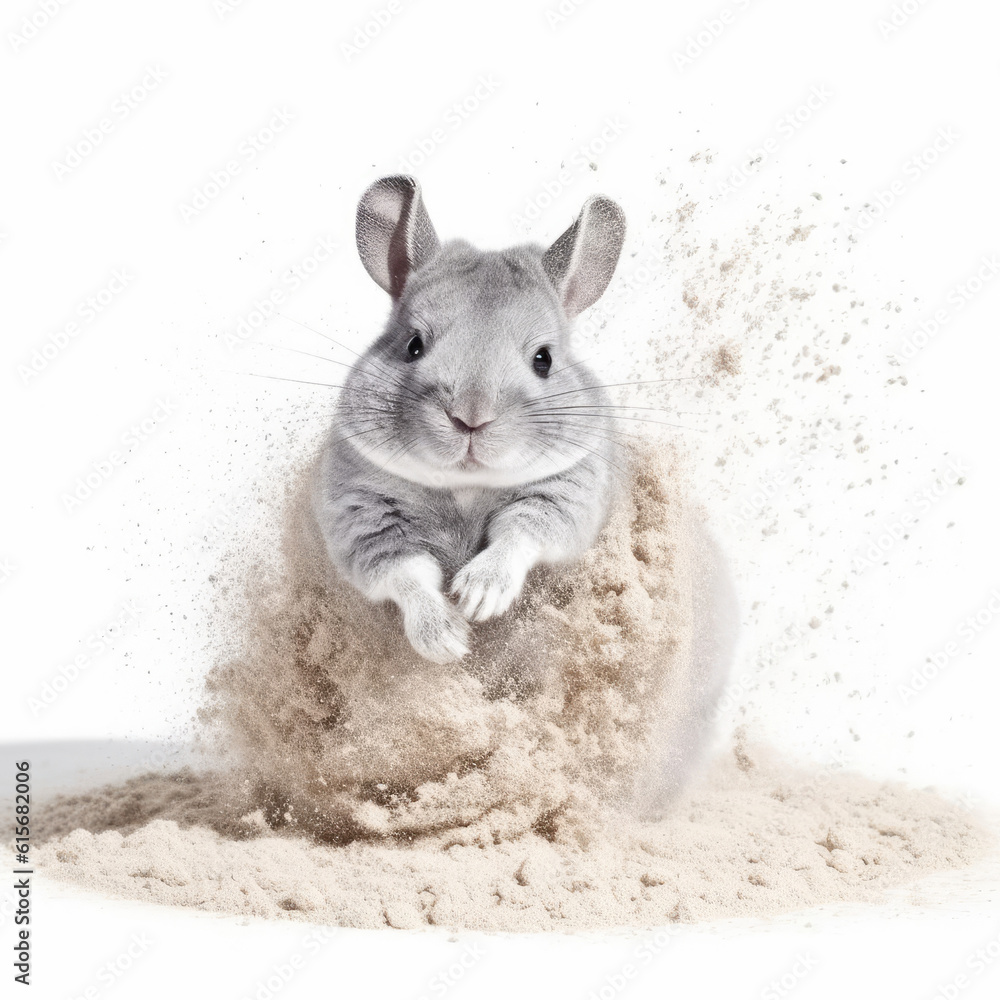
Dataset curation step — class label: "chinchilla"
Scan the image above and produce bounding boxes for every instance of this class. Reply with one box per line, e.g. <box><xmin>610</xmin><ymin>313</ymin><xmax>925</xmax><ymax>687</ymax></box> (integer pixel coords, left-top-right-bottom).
<box><xmin>312</xmin><ymin>174</ymin><xmax>626</xmax><ymax>663</ymax></box>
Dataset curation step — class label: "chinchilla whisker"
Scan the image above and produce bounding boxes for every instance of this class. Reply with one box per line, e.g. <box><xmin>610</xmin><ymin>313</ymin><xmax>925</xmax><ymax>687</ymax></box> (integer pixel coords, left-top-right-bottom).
<box><xmin>346</xmin><ymin>407</ymin><xmax>398</xmax><ymax>419</ymax></box>
<box><xmin>279</xmin><ymin>314</ymin><xmax>362</xmax><ymax>357</ymax></box>
<box><xmin>521</xmin><ymin>376</ymin><xmax>701</xmax><ymax>407</ymax></box>
<box><xmin>279</xmin><ymin>315</ymin><xmax>409</xmax><ymax>390</ymax></box>
<box><xmin>256</xmin><ymin>341</ymin><xmax>422</xmax><ymax>400</ymax></box>
<box><xmin>569</xmin><ymin>413</ymin><xmax>706</xmax><ymax>434</ymax></box>
<box><xmin>538</xmin><ymin>403</ymin><xmax>710</xmax><ymax>417</ymax></box>
<box><xmin>557</xmin><ymin>428</ymin><xmax>638</xmax><ymax>456</ymax></box>
<box><xmin>364</xmin><ymin>432</ymin><xmax>408</xmax><ymax>463</ymax></box>
<box><xmin>527</xmin><ymin>417</ymin><xmax>647</xmax><ymax>446</ymax></box>
<box><xmin>377</xmin><ymin>435</ymin><xmax>422</xmax><ymax>472</ymax></box>
<box><xmin>528</xmin><ymin>410</ymin><xmax>706</xmax><ymax>433</ymax></box>
<box><xmin>244</xmin><ymin>372</ymin><xmax>401</xmax><ymax>409</ymax></box>
<box><xmin>546</xmin><ymin>356</ymin><xmax>594</xmax><ymax>378</ymax></box>
<box><xmin>246</xmin><ymin>372</ymin><xmax>346</xmax><ymax>391</ymax></box>
<box><xmin>536</xmin><ymin>423</ymin><xmax>623</xmax><ymax>464</ymax></box>
<box><xmin>276</xmin><ymin>315</ymin><xmax>428</xmax><ymax>404</ymax></box>
<box><xmin>352</xmin><ymin>359</ymin><xmax>426</xmax><ymax>401</ymax></box>
<box><xmin>256</xmin><ymin>342</ymin><xmax>367</xmax><ymax>372</ymax></box>
<box><xmin>338</xmin><ymin>420</ymin><xmax>397</xmax><ymax>445</ymax></box>
<box><xmin>346</xmin><ymin>424</ymin><xmax>407</xmax><ymax>465</ymax></box>
<box><xmin>544</xmin><ymin>432</ymin><xmax>628</xmax><ymax>479</ymax></box>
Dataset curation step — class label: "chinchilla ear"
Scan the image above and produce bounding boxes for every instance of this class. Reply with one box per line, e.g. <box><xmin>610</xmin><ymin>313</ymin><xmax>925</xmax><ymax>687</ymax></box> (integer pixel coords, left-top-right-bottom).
<box><xmin>356</xmin><ymin>175</ymin><xmax>440</xmax><ymax>298</ymax></box>
<box><xmin>542</xmin><ymin>195</ymin><xmax>626</xmax><ymax>318</ymax></box>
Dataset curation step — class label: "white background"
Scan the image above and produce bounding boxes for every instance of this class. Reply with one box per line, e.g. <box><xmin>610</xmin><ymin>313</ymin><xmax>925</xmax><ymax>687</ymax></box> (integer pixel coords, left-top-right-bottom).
<box><xmin>2</xmin><ymin>0</ymin><xmax>999</xmax><ymax>996</ymax></box>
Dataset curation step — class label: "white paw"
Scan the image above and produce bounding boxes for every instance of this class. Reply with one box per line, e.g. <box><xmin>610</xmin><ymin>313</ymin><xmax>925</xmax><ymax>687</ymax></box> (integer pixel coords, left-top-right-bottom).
<box><xmin>451</xmin><ymin>545</ymin><xmax>530</xmax><ymax>622</ymax></box>
<box><xmin>401</xmin><ymin>589</ymin><xmax>471</xmax><ymax>663</ymax></box>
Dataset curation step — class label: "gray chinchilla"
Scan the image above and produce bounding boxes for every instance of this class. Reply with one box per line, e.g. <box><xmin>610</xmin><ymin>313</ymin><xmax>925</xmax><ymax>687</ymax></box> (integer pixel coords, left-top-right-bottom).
<box><xmin>312</xmin><ymin>174</ymin><xmax>626</xmax><ymax>663</ymax></box>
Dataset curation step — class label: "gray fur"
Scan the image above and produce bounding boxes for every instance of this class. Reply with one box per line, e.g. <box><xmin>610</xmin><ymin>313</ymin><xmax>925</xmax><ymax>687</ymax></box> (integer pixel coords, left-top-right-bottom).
<box><xmin>313</xmin><ymin>175</ymin><xmax>626</xmax><ymax>662</ymax></box>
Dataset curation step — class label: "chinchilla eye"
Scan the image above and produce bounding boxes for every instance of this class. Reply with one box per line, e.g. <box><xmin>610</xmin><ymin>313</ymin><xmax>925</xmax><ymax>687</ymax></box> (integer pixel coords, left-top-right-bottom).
<box><xmin>532</xmin><ymin>347</ymin><xmax>552</xmax><ymax>377</ymax></box>
<box><xmin>406</xmin><ymin>333</ymin><xmax>424</xmax><ymax>360</ymax></box>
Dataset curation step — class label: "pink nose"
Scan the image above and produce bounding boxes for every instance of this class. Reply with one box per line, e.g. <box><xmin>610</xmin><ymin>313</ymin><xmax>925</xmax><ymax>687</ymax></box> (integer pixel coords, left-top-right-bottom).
<box><xmin>448</xmin><ymin>413</ymin><xmax>493</xmax><ymax>434</ymax></box>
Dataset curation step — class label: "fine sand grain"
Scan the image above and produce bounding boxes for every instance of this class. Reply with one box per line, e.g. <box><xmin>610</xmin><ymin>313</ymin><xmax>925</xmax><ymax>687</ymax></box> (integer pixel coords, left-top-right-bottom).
<box><xmin>34</xmin><ymin>745</ymin><xmax>988</xmax><ymax>931</ymax></box>
<box><xmin>33</xmin><ymin>442</ymin><xmax>991</xmax><ymax>931</ymax></box>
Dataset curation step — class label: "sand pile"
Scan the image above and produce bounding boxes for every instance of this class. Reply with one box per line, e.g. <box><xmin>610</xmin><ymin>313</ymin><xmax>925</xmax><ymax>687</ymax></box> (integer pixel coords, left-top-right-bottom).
<box><xmin>34</xmin><ymin>742</ymin><xmax>988</xmax><ymax>930</ymax></box>
<box><xmin>193</xmin><ymin>440</ymin><xmax>733</xmax><ymax>846</ymax></box>
<box><xmin>32</xmin><ymin>441</ymin><xmax>990</xmax><ymax>930</ymax></box>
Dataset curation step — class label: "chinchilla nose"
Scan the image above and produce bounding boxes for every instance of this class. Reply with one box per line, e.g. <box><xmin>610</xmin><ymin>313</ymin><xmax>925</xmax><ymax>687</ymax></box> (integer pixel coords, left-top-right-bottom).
<box><xmin>448</xmin><ymin>412</ymin><xmax>493</xmax><ymax>434</ymax></box>
<box><xmin>448</xmin><ymin>385</ymin><xmax>496</xmax><ymax>432</ymax></box>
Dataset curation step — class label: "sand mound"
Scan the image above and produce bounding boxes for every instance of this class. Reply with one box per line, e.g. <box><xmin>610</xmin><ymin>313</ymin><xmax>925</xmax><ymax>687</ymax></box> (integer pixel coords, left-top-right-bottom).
<box><xmin>196</xmin><ymin>440</ymin><xmax>728</xmax><ymax>845</ymax></box>
<box><xmin>34</xmin><ymin>744</ymin><xmax>988</xmax><ymax>930</ymax></box>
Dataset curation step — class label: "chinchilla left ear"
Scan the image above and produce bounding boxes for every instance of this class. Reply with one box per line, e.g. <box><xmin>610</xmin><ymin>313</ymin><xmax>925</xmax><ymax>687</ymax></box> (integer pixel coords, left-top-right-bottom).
<box><xmin>542</xmin><ymin>195</ymin><xmax>626</xmax><ymax>318</ymax></box>
<box><xmin>356</xmin><ymin>175</ymin><xmax>441</xmax><ymax>298</ymax></box>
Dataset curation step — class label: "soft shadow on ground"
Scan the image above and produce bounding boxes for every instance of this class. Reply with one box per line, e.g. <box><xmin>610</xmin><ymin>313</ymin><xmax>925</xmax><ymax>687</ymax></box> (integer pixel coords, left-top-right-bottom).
<box><xmin>7</xmin><ymin>740</ymin><xmax>246</xmax><ymax>841</ymax></box>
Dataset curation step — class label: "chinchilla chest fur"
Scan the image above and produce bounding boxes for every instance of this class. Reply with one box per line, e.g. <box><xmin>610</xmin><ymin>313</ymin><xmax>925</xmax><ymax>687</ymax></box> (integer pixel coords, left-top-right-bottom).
<box><xmin>321</xmin><ymin>433</ymin><xmax>497</xmax><ymax>579</ymax></box>
<box><xmin>320</xmin><ymin>429</ymin><xmax>611</xmax><ymax>583</ymax></box>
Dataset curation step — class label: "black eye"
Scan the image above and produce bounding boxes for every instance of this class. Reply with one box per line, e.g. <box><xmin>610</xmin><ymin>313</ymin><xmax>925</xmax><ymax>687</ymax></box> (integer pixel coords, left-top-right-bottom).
<box><xmin>406</xmin><ymin>333</ymin><xmax>424</xmax><ymax>360</ymax></box>
<box><xmin>532</xmin><ymin>347</ymin><xmax>552</xmax><ymax>377</ymax></box>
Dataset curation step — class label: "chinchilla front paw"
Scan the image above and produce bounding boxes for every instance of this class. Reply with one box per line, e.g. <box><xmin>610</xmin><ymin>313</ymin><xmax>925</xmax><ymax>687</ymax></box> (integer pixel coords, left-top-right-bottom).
<box><xmin>451</xmin><ymin>543</ymin><xmax>533</xmax><ymax>622</ymax></box>
<box><xmin>401</xmin><ymin>587</ymin><xmax>471</xmax><ymax>663</ymax></box>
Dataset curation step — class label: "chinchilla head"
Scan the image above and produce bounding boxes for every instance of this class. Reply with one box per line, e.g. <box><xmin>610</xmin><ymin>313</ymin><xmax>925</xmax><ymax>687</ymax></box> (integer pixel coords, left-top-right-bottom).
<box><xmin>340</xmin><ymin>174</ymin><xmax>626</xmax><ymax>489</ymax></box>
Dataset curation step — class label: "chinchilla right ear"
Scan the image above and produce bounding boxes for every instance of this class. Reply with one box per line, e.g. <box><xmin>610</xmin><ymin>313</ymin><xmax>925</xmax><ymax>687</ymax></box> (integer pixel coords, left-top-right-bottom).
<box><xmin>356</xmin><ymin>174</ymin><xmax>440</xmax><ymax>298</ymax></box>
<box><xmin>542</xmin><ymin>195</ymin><xmax>626</xmax><ymax>318</ymax></box>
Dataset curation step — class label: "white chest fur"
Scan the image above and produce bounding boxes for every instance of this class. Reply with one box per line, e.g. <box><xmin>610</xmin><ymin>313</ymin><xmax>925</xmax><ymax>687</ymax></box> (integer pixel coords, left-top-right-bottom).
<box><xmin>449</xmin><ymin>487</ymin><xmax>488</xmax><ymax>515</ymax></box>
